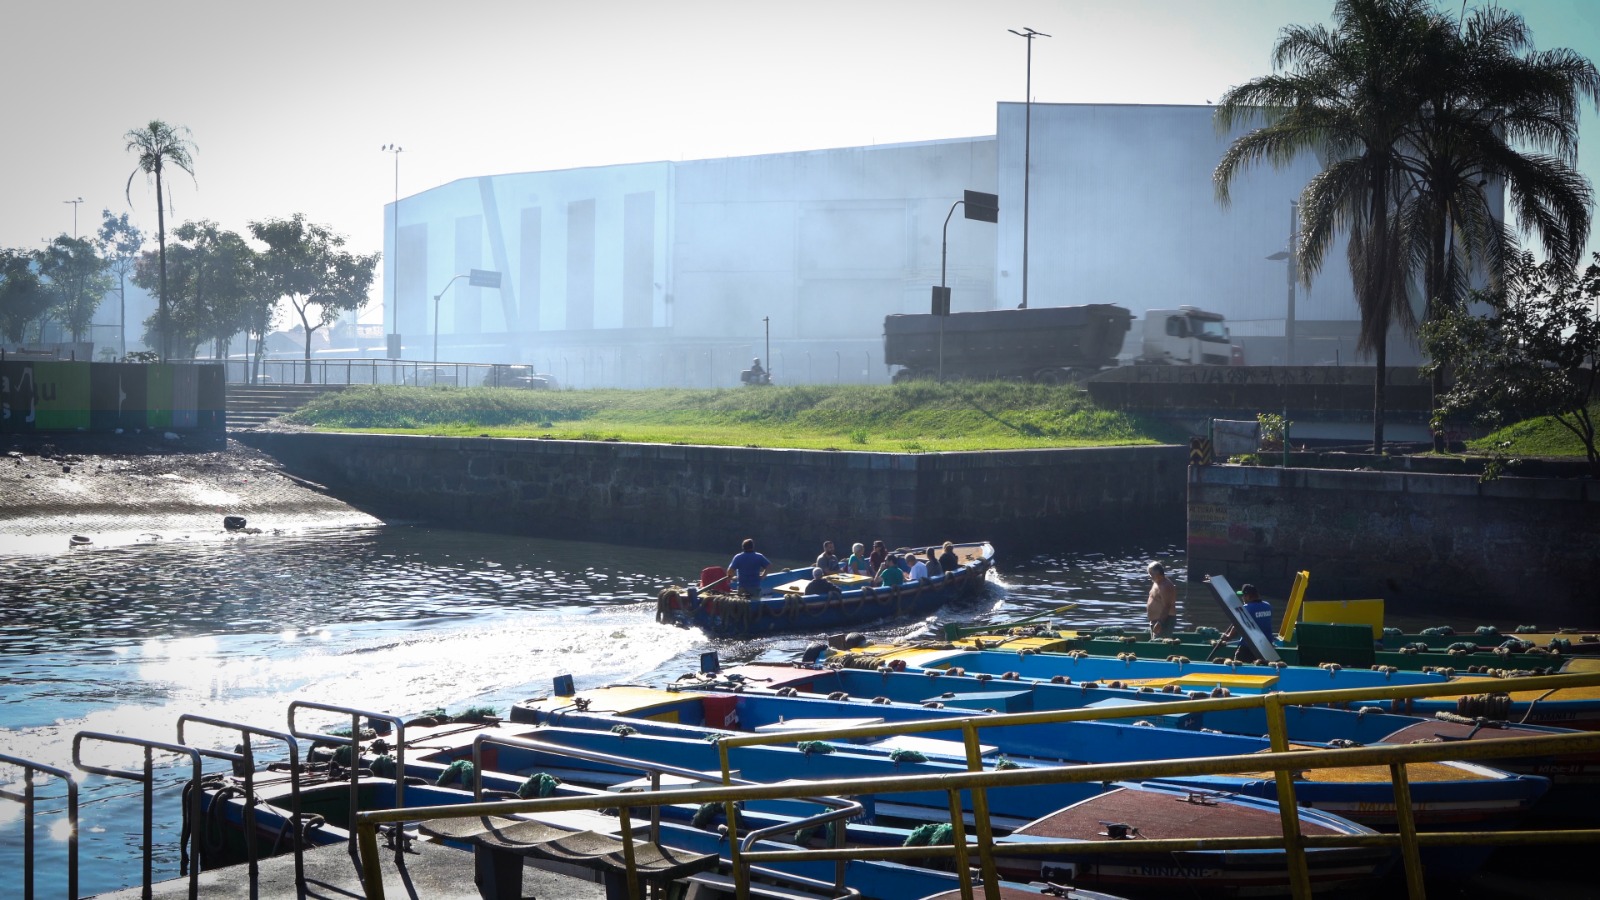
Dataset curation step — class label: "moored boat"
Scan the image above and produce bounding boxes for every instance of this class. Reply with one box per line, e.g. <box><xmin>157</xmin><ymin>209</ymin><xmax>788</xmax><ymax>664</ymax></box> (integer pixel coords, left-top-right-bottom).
<box><xmin>657</xmin><ymin>542</ymin><xmax>996</xmax><ymax>639</ymax></box>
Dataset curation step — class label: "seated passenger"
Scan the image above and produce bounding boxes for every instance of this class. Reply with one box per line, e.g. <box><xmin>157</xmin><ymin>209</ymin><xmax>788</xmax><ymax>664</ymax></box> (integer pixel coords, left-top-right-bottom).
<box><xmin>868</xmin><ymin>540</ymin><xmax>888</xmax><ymax>574</ymax></box>
<box><xmin>874</xmin><ymin>556</ymin><xmax>907</xmax><ymax>588</ymax></box>
<box><xmin>804</xmin><ymin>567</ymin><xmax>835</xmax><ymax>596</ymax></box>
<box><xmin>907</xmin><ymin>553</ymin><xmax>929</xmax><ymax>582</ymax></box>
<box><xmin>923</xmin><ymin>550</ymin><xmax>943</xmax><ymax>577</ymax></box>
<box><xmin>846</xmin><ymin>543</ymin><xmax>870</xmax><ymax>575</ymax></box>
<box><xmin>937</xmin><ymin>541</ymin><xmax>959</xmax><ymax>573</ymax></box>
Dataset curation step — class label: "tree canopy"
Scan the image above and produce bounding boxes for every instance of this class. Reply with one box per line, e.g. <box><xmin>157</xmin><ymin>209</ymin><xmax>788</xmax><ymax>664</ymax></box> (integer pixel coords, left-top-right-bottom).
<box><xmin>250</xmin><ymin>214</ymin><xmax>378</xmax><ymax>382</ymax></box>
<box><xmin>1214</xmin><ymin>0</ymin><xmax>1597</xmax><ymax>452</ymax></box>
<box><xmin>38</xmin><ymin>236</ymin><xmax>112</xmax><ymax>343</ymax></box>
<box><xmin>0</xmin><ymin>248</ymin><xmax>51</xmax><ymax>344</ymax></box>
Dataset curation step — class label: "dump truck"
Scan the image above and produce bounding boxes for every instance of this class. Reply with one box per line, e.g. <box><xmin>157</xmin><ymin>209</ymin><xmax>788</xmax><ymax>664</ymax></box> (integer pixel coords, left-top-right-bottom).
<box><xmin>884</xmin><ymin>304</ymin><xmax>1238</xmax><ymax>383</ymax></box>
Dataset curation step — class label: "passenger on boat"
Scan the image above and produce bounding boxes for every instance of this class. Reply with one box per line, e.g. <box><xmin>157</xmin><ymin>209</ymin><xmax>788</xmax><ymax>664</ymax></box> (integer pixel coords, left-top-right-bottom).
<box><xmin>846</xmin><ymin>543</ymin><xmax>870</xmax><ymax>575</ymax></box>
<box><xmin>868</xmin><ymin>540</ymin><xmax>888</xmax><ymax>574</ymax></box>
<box><xmin>728</xmin><ymin>539</ymin><xmax>771</xmax><ymax>598</ymax></box>
<box><xmin>815</xmin><ymin>541</ymin><xmax>839</xmax><ymax>572</ymax></box>
<box><xmin>1147</xmin><ymin>561</ymin><xmax>1178</xmax><ymax>639</ymax></box>
<box><xmin>924</xmin><ymin>550</ymin><xmax>943</xmax><ymax>577</ymax></box>
<box><xmin>874</xmin><ymin>556</ymin><xmax>907</xmax><ymax>588</ymax></box>
<box><xmin>804</xmin><ymin>568</ymin><xmax>837</xmax><ymax>596</ymax></box>
<box><xmin>907</xmin><ymin>553</ymin><xmax>929</xmax><ymax>582</ymax></box>
<box><xmin>937</xmin><ymin>541</ymin><xmax>959</xmax><ymax>573</ymax></box>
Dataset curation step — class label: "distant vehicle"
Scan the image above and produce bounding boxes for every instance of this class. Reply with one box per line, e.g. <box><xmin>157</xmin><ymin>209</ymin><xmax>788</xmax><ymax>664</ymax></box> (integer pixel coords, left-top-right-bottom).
<box><xmin>739</xmin><ymin>358</ymin><xmax>772</xmax><ymax>386</ymax></box>
<box><xmin>884</xmin><ymin>303</ymin><xmax>1241</xmax><ymax>384</ymax></box>
<box><xmin>487</xmin><ymin>365</ymin><xmax>559</xmax><ymax>390</ymax></box>
<box><xmin>405</xmin><ymin>367</ymin><xmax>458</xmax><ymax>387</ymax></box>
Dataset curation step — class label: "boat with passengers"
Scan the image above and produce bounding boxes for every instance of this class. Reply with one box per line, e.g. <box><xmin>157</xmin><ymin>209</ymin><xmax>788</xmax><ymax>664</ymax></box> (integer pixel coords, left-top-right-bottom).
<box><xmin>656</xmin><ymin>541</ymin><xmax>995</xmax><ymax>639</ymax></box>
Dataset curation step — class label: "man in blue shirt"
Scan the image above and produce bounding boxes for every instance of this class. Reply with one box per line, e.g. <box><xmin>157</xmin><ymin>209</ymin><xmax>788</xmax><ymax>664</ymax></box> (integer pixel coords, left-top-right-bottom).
<box><xmin>727</xmin><ymin>538</ymin><xmax>771</xmax><ymax>598</ymax></box>
<box><xmin>1225</xmin><ymin>584</ymin><xmax>1274</xmax><ymax>661</ymax></box>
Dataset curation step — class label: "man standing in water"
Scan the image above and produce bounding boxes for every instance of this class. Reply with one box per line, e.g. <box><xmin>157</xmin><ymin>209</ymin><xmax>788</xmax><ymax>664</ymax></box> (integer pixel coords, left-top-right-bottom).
<box><xmin>1146</xmin><ymin>561</ymin><xmax>1177</xmax><ymax>639</ymax></box>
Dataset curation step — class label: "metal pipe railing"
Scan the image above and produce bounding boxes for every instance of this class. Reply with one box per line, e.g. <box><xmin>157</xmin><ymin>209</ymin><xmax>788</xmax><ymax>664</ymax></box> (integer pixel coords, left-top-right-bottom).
<box><xmin>0</xmin><ymin>753</ymin><xmax>78</xmax><ymax>900</ymax></box>
<box><xmin>73</xmin><ymin>732</ymin><xmax>205</xmax><ymax>900</ymax></box>
<box><xmin>354</xmin><ymin>728</ymin><xmax>1600</xmax><ymax>900</ymax></box>
<box><xmin>467</xmin><ymin>733</ymin><xmax>861</xmax><ymax>900</ymax></box>
<box><xmin>287</xmin><ymin>701</ymin><xmax>406</xmax><ymax>852</ymax></box>
<box><xmin>176</xmin><ymin>713</ymin><xmax>307</xmax><ymax>897</ymax></box>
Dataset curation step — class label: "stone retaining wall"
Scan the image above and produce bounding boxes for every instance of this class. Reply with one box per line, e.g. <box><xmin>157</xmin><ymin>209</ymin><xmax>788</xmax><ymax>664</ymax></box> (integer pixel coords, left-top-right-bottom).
<box><xmin>1187</xmin><ymin>464</ymin><xmax>1600</xmax><ymax>620</ymax></box>
<box><xmin>241</xmin><ymin>432</ymin><xmax>1187</xmax><ymax>558</ymax></box>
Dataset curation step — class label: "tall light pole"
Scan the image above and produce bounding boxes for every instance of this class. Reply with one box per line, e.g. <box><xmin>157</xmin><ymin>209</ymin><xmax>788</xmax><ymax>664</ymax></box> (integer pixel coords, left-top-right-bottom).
<box><xmin>64</xmin><ymin>197</ymin><xmax>84</xmax><ymax>239</ymax></box>
<box><xmin>382</xmin><ymin>144</ymin><xmax>403</xmax><ymax>357</ymax></box>
<box><xmin>1266</xmin><ymin>200</ymin><xmax>1299</xmax><ymax>366</ymax></box>
<box><xmin>1009</xmin><ymin>27</ymin><xmax>1049</xmax><ymax>309</ymax></box>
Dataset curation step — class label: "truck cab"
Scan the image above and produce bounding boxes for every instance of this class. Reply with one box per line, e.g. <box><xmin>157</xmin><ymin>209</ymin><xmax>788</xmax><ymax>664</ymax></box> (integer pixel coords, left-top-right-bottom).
<box><xmin>1138</xmin><ymin>307</ymin><xmax>1242</xmax><ymax>366</ymax></box>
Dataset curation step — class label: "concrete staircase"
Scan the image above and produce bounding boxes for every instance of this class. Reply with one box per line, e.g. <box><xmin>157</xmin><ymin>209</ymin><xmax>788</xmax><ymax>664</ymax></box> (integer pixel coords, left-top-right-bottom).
<box><xmin>226</xmin><ymin>384</ymin><xmax>345</xmax><ymax>430</ymax></box>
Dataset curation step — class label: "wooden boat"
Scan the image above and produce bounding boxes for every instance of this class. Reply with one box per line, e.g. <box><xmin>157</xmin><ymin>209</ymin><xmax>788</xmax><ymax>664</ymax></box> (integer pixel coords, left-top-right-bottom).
<box><xmin>833</xmin><ymin>642</ymin><xmax>1600</xmax><ymax>731</ymax></box>
<box><xmin>683</xmin><ymin>661</ymin><xmax>1600</xmax><ymax>801</ymax></box>
<box><xmin>509</xmin><ymin>682</ymin><xmax>1547</xmax><ymax>835</ymax></box>
<box><xmin>657</xmin><ymin>542</ymin><xmax>995</xmax><ymax>639</ymax></box>
<box><xmin>396</xmin><ymin>693</ymin><xmax>1390</xmax><ymax>897</ymax></box>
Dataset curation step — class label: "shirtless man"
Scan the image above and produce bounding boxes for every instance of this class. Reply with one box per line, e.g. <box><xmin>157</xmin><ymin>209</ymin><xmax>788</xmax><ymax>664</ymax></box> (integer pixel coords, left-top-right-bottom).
<box><xmin>1146</xmin><ymin>561</ymin><xmax>1177</xmax><ymax>639</ymax></box>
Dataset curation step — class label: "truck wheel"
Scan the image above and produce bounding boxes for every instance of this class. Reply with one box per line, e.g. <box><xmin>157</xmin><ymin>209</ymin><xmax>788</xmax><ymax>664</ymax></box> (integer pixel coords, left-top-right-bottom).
<box><xmin>893</xmin><ymin>368</ymin><xmax>935</xmax><ymax>383</ymax></box>
<box><xmin>1032</xmin><ymin>368</ymin><xmax>1070</xmax><ymax>385</ymax></box>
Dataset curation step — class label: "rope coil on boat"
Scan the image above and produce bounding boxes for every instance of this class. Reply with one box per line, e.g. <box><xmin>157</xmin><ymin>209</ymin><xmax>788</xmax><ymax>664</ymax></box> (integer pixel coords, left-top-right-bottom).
<box><xmin>1456</xmin><ymin>692</ymin><xmax>1513</xmax><ymax>720</ymax></box>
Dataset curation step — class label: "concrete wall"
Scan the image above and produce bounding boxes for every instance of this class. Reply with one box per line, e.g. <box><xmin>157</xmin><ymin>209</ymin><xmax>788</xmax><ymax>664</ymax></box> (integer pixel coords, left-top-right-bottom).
<box><xmin>1187</xmin><ymin>464</ymin><xmax>1600</xmax><ymax>621</ymax></box>
<box><xmin>243</xmin><ymin>432</ymin><xmax>1186</xmax><ymax>559</ymax></box>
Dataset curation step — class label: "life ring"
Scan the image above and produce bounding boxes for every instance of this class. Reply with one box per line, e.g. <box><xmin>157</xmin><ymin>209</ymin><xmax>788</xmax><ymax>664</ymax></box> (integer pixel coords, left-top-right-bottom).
<box><xmin>656</xmin><ymin>588</ymin><xmax>681</xmax><ymax>624</ymax></box>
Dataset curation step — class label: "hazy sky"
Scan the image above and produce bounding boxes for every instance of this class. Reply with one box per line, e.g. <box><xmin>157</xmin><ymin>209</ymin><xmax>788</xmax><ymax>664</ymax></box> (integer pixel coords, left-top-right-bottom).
<box><xmin>5</xmin><ymin>0</ymin><xmax>1599</xmax><ymax>316</ymax></box>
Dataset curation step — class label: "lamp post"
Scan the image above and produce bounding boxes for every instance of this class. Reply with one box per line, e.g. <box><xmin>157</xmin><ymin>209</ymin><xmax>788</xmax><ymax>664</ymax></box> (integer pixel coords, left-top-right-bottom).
<box><xmin>433</xmin><ymin>274</ymin><xmax>467</xmax><ymax>365</ymax></box>
<box><xmin>1008</xmin><ymin>27</ymin><xmax>1049</xmax><ymax>309</ymax></box>
<box><xmin>63</xmin><ymin>197</ymin><xmax>84</xmax><ymax>239</ymax></box>
<box><xmin>382</xmin><ymin>144</ymin><xmax>403</xmax><ymax>357</ymax></box>
<box><xmin>1266</xmin><ymin>200</ymin><xmax>1299</xmax><ymax>366</ymax></box>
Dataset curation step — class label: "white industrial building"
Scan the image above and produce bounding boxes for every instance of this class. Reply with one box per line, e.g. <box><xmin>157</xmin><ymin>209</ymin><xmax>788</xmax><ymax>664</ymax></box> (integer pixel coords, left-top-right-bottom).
<box><xmin>383</xmin><ymin>102</ymin><xmax>1439</xmax><ymax>387</ymax></box>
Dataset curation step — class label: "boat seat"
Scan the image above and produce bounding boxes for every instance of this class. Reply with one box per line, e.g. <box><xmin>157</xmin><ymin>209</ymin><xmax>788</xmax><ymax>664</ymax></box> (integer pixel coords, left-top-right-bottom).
<box><xmin>420</xmin><ymin>813</ymin><xmax>719</xmax><ymax>898</ymax></box>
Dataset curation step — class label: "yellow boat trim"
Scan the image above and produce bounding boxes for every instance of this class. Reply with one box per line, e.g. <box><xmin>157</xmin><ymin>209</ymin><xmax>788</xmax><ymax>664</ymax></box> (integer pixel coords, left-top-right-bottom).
<box><xmin>1242</xmin><ymin>744</ymin><xmax>1492</xmax><ymax>783</ymax></box>
<box><xmin>1278</xmin><ymin>570</ymin><xmax>1311</xmax><ymax>642</ymax></box>
<box><xmin>953</xmin><ymin>635</ymin><xmax>1077</xmax><ymax>653</ymax></box>
<box><xmin>1122</xmin><ymin>673</ymin><xmax>1282</xmax><ymax>690</ymax></box>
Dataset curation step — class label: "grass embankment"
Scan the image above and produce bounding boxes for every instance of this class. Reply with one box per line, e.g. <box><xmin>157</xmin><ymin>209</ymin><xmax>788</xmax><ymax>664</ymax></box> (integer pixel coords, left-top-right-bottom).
<box><xmin>1466</xmin><ymin>402</ymin><xmax>1599</xmax><ymax>458</ymax></box>
<box><xmin>283</xmin><ymin>383</ymin><xmax>1189</xmax><ymax>452</ymax></box>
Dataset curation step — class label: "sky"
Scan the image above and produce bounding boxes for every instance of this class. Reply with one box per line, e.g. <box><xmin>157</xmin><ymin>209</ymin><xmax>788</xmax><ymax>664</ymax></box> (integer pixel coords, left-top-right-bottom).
<box><xmin>5</xmin><ymin>0</ymin><xmax>1600</xmax><ymax>320</ymax></box>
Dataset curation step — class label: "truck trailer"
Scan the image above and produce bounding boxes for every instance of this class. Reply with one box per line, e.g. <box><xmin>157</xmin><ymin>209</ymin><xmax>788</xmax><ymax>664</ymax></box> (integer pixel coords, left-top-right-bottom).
<box><xmin>884</xmin><ymin>304</ymin><xmax>1238</xmax><ymax>383</ymax></box>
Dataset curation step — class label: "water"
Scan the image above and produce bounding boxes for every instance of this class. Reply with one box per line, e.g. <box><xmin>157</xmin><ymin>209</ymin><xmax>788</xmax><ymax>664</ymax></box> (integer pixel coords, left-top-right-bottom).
<box><xmin>0</xmin><ymin>525</ymin><xmax>1182</xmax><ymax>896</ymax></box>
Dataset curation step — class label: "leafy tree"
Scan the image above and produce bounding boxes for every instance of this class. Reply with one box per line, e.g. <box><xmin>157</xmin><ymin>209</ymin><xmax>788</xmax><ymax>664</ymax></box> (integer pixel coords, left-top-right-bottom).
<box><xmin>1213</xmin><ymin>0</ymin><xmax>1597</xmax><ymax>452</ymax></box>
<box><xmin>250</xmin><ymin>214</ymin><xmax>378</xmax><ymax>383</ymax></box>
<box><xmin>38</xmin><ymin>236</ymin><xmax>113</xmax><ymax>343</ymax></box>
<box><xmin>97</xmin><ymin>210</ymin><xmax>145</xmax><ymax>358</ymax></box>
<box><xmin>1422</xmin><ymin>251</ymin><xmax>1600</xmax><ymax>477</ymax></box>
<box><xmin>0</xmin><ymin>248</ymin><xmax>51</xmax><ymax>344</ymax></box>
<box><xmin>124</xmin><ymin>120</ymin><xmax>197</xmax><ymax>362</ymax></box>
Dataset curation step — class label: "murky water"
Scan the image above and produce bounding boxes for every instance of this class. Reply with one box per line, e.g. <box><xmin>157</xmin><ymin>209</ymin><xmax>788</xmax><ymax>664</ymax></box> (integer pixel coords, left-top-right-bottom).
<box><xmin>0</xmin><ymin>525</ymin><xmax>1184</xmax><ymax>896</ymax></box>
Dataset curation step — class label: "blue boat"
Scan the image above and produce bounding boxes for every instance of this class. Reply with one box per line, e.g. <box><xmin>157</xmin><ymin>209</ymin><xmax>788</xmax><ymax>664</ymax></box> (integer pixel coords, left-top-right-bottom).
<box><xmin>656</xmin><ymin>542</ymin><xmax>996</xmax><ymax>639</ymax></box>
<box><xmin>688</xmin><ymin>661</ymin><xmax>1600</xmax><ymax>801</ymax></box>
<box><xmin>502</xmin><ymin>683</ymin><xmax>1546</xmax><ymax>836</ymax></box>
<box><xmin>396</xmin><ymin>702</ymin><xmax>1390</xmax><ymax>897</ymax></box>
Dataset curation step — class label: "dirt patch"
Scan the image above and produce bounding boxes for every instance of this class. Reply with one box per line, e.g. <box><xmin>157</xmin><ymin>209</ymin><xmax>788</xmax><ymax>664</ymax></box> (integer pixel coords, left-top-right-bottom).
<box><xmin>0</xmin><ymin>430</ymin><xmax>377</xmax><ymax>555</ymax></box>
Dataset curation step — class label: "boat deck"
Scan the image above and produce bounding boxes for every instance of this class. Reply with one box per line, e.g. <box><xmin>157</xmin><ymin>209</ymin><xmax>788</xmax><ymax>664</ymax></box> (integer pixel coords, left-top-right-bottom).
<box><xmin>1015</xmin><ymin>787</ymin><xmax>1344</xmax><ymax>840</ymax></box>
<box><xmin>87</xmin><ymin>835</ymin><xmax>608</xmax><ymax>899</ymax></box>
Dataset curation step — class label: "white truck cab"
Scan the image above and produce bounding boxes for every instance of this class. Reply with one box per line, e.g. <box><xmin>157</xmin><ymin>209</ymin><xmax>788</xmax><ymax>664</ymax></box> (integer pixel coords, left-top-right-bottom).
<box><xmin>1137</xmin><ymin>306</ymin><xmax>1243</xmax><ymax>365</ymax></box>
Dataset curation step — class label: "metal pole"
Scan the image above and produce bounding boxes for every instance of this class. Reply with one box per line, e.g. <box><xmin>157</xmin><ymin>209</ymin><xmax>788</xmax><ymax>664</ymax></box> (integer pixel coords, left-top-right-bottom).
<box><xmin>763</xmin><ymin>315</ymin><xmax>770</xmax><ymax>381</ymax></box>
<box><xmin>1010</xmin><ymin>28</ymin><xmax>1050</xmax><ymax>309</ymax></box>
<box><xmin>64</xmin><ymin>198</ymin><xmax>83</xmax><ymax>239</ymax></box>
<box><xmin>1287</xmin><ymin>200</ymin><xmax>1298</xmax><ymax>367</ymax></box>
<box><xmin>942</xmin><ymin>199</ymin><xmax>963</xmax><ymax>381</ymax></box>
<box><xmin>383</xmin><ymin>145</ymin><xmax>402</xmax><ymax>355</ymax></box>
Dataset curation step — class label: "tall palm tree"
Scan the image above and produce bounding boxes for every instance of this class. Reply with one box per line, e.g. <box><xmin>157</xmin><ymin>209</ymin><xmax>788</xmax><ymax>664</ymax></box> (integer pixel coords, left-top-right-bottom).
<box><xmin>125</xmin><ymin>120</ymin><xmax>197</xmax><ymax>362</ymax></box>
<box><xmin>1215</xmin><ymin>0</ymin><xmax>1450</xmax><ymax>453</ymax></box>
<box><xmin>1400</xmin><ymin>5</ymin><xmax>1598</xmax><ymax>391</ymax></box>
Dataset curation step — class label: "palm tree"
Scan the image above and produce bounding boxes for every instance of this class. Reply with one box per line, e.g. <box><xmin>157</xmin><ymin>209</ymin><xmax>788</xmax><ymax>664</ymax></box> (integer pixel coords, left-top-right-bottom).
<box><xmin>125</xmin><ymin>121</ymin><xmax>197</xmax><ymax>362</ymax></box>
<box><xmin>1400</xmin><ymin>6</ymin><xmax>1598</xmax><ymax>391</ymax></box>
<box><xmin>1216</xmin><ymin>0</ymin><xmax>1449</xmax><ymax>452</ymax></box>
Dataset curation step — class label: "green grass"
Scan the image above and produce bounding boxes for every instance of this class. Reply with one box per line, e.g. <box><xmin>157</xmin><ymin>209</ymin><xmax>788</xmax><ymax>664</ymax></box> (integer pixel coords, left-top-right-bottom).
<box><xmin>283</xmin><ymin>383</ymin><xmax>1189</xmax><ymax>451</ymax></box>
<box><xmin>1465</xmin><ymin>402</ymin><xmax>1599</xmax><ymax>457</ymax></box>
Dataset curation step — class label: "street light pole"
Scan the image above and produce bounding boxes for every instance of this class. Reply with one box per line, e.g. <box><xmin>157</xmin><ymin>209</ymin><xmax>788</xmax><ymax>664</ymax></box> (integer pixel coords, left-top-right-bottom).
<box><xmin>1009</xmin><ymin>27</ymin><xmax>1049</xmax><ymax>309</ymax></box>
<box><xmin>382</xmin><ymin>144</ymin><xmax>403</xmax><ymax>357</ymax></box>
<box><xmin>64</xmin><ymin>197</ymin><xmax>84</xmax><ymax>239</ymax></box>
<box><xmin>433</xmin><ymin>273</ymin><xmax>468</xmax><ymax>365</ymax></box>
<box><xmin>1267</xmin><ymin>200</ymin><xmax>1299</xmax><ymax>366</ymax></box>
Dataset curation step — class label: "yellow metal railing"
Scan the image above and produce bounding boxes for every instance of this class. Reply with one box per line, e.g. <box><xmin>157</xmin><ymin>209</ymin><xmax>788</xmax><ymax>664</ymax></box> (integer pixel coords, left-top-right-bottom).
<box><xmin>353</xmin><ymin>669</ymin><xmax>1600</xmax><ymax>900</ymax></box>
